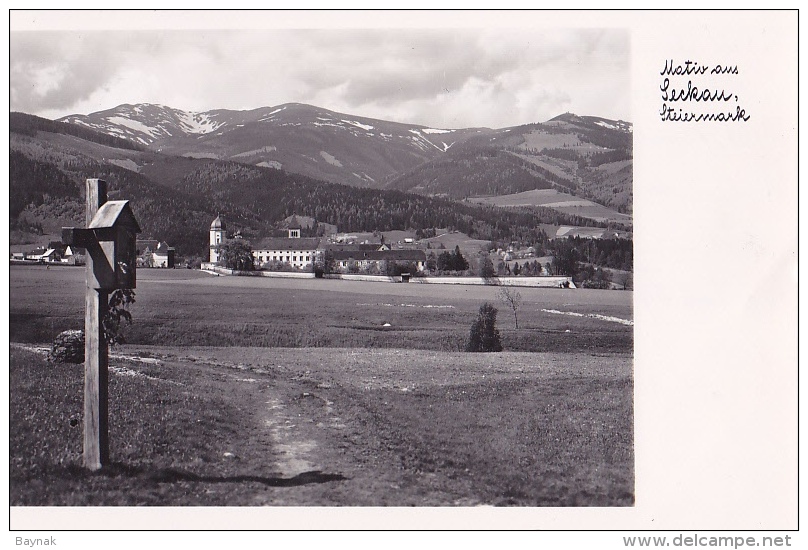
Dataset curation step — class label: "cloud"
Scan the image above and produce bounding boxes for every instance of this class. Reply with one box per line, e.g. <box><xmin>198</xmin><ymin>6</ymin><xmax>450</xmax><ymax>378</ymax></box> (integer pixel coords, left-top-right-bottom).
<box><xmin>11</xmin><ymin>32</ymin><xmax>121</xmax><ymax>113</ymax></box>
<box><xmin>10</xmin><ymin>28</ymin><xmax>630</xmax><ymax>127</ymax></box>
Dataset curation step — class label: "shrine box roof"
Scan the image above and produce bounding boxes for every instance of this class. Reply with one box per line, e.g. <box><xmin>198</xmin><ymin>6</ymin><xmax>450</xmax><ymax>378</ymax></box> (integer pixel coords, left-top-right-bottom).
<box><xmin>88</xmin><ymin>200</ymin><xmax>141</xmax><ymax>233</ymax></box>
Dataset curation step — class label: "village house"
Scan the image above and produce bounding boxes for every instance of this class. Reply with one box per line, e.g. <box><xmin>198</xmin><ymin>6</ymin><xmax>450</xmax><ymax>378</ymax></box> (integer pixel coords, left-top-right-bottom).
<box><xmin>25</xmin><ymin>246</ymin><xmax>60</xmax><ymax>262</ymax></box>
<box><xmin>62</xmin><ymin>245</ymin><xmax>85</xmax><ymax>265</ymax></box>
<box><xmin>152</xmin><ymin>241</ymin><xmax>176</xmax><ymax>268</ymax></box>
<box><xmin>137</xmin><ymin>239</ymin><xmax>176</xmax><ymax>268</ymax></box>
<box><xmin>330</xmin><ymin>248</ymin><xmax>426</xmax><ymax>273</ymax></box>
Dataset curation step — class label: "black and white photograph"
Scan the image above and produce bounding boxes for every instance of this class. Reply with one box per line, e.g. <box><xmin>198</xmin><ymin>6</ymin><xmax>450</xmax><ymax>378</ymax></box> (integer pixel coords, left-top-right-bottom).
<box><xmin>6</xmin><ymin>9</ymin><xmax>797</xmax><ymax>537</ymax></box>
<box><xmin>9</xmin><ymin>14</ymin><xmax>634</xmax><ymax>508</ymax></box>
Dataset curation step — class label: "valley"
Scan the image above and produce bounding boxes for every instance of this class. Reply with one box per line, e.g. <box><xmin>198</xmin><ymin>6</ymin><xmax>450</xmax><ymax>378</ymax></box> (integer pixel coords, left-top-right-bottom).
<box><xmin>10</xmin><ymin>104</ymin><xmax>632</xmax><ymax>280</ymax></box>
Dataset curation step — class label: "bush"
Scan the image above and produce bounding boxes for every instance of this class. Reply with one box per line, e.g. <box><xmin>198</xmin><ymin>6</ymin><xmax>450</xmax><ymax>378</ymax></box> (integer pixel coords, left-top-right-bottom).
<box><xmin>49</xmin><ymin>329</ymin><xmax>85</xmax><ymax>363</ymax></box>
<box><xmin>466</xmin><ymin>302</ymin><xmax>503</xmax><ymax>352</ymax></box>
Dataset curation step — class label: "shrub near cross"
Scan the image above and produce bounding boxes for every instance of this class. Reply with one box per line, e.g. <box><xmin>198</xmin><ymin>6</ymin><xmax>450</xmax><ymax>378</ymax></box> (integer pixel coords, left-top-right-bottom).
<box><xmin>466</xmin><ymin>302</ymin><xmax>503</xmax><ymax>352</ymax></box>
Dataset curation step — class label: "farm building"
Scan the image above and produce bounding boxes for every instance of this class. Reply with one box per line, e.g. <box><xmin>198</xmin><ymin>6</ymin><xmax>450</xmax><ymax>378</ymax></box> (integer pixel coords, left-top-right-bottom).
<box><xmin>138</xmin><ymin>239</ymin><xmax>175</xmax><ymax>268</ymax></box>
<box><xmin>152</xmin><ymin>241</ymin><xmax>176</xmax><ymax>268</ymax></box>
<box><xmin>25</xmin><ymin>247</ymin><xmax>61</xmax><ymax>262</ymax></box>
<box><xmin>328</xmin><ymin>242</ymin><xmax>390</xmax><ymax>253</ymax></box>
<box><xmin>330</xmin><ymin>248</ymin><xmax>426</xmax><ymax>273</ymax></box>
<box><xmin>62</xmin><ymin>246</ymin><xmax>85</xmax><ymax>265</ymax></box>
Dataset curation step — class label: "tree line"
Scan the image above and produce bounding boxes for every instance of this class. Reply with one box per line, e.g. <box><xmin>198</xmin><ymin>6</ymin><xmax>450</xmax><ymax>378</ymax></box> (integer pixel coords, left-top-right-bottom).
<box><xmin>547</xmin><ymin>236</ymin><xmax>633</xmax><ymax>274</ymax></box>
<box><xmin>10</xmin><ymin>112</ymin><xmax>146</xmax><ymax>152</ymax></box>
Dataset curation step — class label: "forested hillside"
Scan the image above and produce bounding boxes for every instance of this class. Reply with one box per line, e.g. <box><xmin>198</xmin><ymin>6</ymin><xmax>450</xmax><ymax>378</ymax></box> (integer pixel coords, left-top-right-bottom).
<box><xmin>11</xmin><ymin>110</ymin><xmax>632</xmax><ymax>262</ymax></box>
<box><xmin>11</xmin><ymin>119</ymin><xmax>602</xmax><ymax>257</ymax></box>
<box><xmin>11</xmin><ymin>112</ymin><xmax>146</xmax><ymax>152</ymax></box>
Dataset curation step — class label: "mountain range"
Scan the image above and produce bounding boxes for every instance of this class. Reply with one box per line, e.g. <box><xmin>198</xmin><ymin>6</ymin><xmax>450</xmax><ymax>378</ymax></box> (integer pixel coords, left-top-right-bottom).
<box><xmin>10</xmin><ymin>103</ymin><xmax>632</xmax><ymax>257</ymax></box>
<box><xmin>59</xmin><ymin>103</ymin><xmax>632</xmax><ymax>210</ymax></box>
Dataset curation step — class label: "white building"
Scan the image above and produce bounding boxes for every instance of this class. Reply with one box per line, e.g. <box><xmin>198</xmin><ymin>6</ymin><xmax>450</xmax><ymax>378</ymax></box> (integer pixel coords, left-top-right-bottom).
<box><xmin>252</xmin><ymin>227</ymin><xmax>321</xmax><ymax>270</ymax></box>
<box><xmin>152</xmin><ymin>241</ymin><xmax>175</xmax><ymax>268</ymax></box>
<box><xmin>209</xmin><ymin>215</ymin><xmax>226</xmax><ymax>263</ymax></box>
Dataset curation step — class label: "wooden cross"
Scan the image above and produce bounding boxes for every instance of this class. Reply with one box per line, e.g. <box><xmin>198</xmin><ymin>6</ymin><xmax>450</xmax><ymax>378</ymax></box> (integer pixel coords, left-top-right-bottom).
<box><xmin>62</xmin><ymin>179</ymin><xmax>140</xmax><ymax>470</ymax></box>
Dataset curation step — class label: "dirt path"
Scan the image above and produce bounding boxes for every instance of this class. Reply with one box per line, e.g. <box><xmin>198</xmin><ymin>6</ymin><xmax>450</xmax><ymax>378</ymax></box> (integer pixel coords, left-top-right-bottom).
<box><xmin>156</xmin><ymin>350</ymin><xmax>413</xmax><ymax>505</ymax></box>
<box><xmin>171</xmin><ymin>350</ymin><xmax>473</xmax><ymax>506</ymax></box>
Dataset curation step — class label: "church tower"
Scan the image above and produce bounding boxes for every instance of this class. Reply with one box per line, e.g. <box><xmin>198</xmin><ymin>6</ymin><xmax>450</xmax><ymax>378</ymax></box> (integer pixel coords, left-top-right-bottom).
<box><xmin>210</xmin><ymin>215</ymin><xmax>226</xmax><ymax>263</ymax></box>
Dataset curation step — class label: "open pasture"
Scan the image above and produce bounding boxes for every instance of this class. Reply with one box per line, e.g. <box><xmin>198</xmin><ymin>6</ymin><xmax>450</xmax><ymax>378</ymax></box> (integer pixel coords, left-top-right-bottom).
<box><xmin>517</xmin><ymin>129</ymin><xmax>605</xmax><ymax>152</ymax></box>
<box><xmin>10</xmin><ymin>265</ymin><xmax>632</xmax><ymax>353</ymax></box>
<box><xmin>10</xmin><ymin>344</ymin><xmax>633</xmax><ymax>507</ymax></box>
<box><xmin>421</xmin><ymin>230</ymin><xmax>493</xmax><ymax>259</ymax></box>
<box><xmin>469</xmin><ymin>189</ymin><xmax>632</xmax><ymax>225</ymax></box>
<box><xmin>9</xmin><ymin>265</ymin><xmax>633</xmax><ymax>508</ymax></box>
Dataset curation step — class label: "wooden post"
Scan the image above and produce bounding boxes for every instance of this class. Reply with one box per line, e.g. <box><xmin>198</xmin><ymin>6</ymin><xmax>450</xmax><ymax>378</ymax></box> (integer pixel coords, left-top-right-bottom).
<box><xmin>84</xmin><ymin>179</ymin><xmax>109</xmax><ymax>470</ymax></box>
<box><xmin>62</xmin><ymin>179</ymin><xmax>139</xmax><ymax>470</ymax></box>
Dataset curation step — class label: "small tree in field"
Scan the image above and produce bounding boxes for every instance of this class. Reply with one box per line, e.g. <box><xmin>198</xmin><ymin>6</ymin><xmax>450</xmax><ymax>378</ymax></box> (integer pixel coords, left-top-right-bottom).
<box><xmin>466</xmin><ymin>302</ymin><xmax>503</xmax><ymax>352</ymax></box>
<box><xmin>498</xmin><ymin>285</ymin><xmax>523</xmax><ymax>329</ymax></box>
<box><xmin>478</xmin><ymin>254</ymin><xmax>496</xmax><ymax>279</ymax></box>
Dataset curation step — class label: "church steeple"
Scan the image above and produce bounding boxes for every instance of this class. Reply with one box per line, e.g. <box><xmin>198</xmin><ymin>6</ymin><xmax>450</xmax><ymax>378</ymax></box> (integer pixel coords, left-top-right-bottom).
<box><xmin>210</xmin><ymin>214</ymin><xmax>226</xmax><ymax>263</ymax></box>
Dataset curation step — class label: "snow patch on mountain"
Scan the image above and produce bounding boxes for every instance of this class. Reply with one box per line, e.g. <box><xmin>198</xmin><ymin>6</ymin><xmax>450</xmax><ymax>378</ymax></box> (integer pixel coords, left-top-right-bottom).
<box><xmin>311</xmin><ymin>121</ymin><xmax>346</xmax><ymax>130</ymax></box>
<box><xmin>594</xmin><ymin>121</ymin><xmax>618</xmax><ymax>130</ymax></box>
<box><xmin>106</xmin><ymin>116</ymin><xmax>160</xmax><ymax>138</ymax></box>
<box><xmin>352</xmin><ymin>172</ymin><xmax>375</xmax><ymax>183</ymax></box>
<box><xmin>178</xmin><ymin>111</ymin><xmax>222</xmax><ymax>134</ymax></box>
<box><xmin>407</xmin><ymin>129</ymin><xmax>444</xmax><ymax>152</ymax></box>
<box><xmin>342</xmin><ymin>119</ymin><xmax>374</xmax><ymax>131</ymax></box>
<box><xmin>422</xmin><ymin>128</ymin><xmax>451</xmax><ymax>134</ymax></box>
<box><xmin>320</xmin><ymin>151</ymin><xmax>343</xmax><ymax>167</ymax></box>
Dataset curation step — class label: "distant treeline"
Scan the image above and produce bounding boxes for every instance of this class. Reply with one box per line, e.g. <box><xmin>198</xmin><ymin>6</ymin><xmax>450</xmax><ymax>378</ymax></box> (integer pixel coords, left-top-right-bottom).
<box><xmin>178</xmin><ymin>161</ymin><xmax>563</xmax><ymax>245</ymax></box>
<box><xmin>10</xmin><ymin>112</ymin><xmax>146</xmax><ymax>152</ymax></box>
<box><xmin>539</xmin><ymin>147</ymin><xmax>632</xmax><ymax>168</ymax></box>
<box><xmin>9</xmin><ymin>150</ymin><xmax>226</xmax><ymax>256</ymax></box>
<box><xmin>547</xmin><ymin>235</ymin><xmax>633</xmax><ymax>273</ymax></box>
<box><xmin>9</xmin><ymin>151</ymin><xmax>78</xmax><ymax>219</ymax></box>
<box><xmin>387</xmin><ymin>147</ymin><xmax>561</xmax><ymax>198</ymax></box>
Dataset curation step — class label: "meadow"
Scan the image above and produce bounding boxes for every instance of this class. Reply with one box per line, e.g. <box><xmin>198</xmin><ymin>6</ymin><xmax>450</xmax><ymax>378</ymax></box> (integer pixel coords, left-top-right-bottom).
<box><xmin>9</xmin><ymin>265</ymin><xmax>633</xmax><ymax>507</ymax></box>
<box><xmin>10</xmin><ymin>265</ymin><xmax>633</xmax><ymax>353</ymax></box>
<box><xmin>469</xmin><ymin>189</ymin><xmax>633</xmax><ymax>225</ymax></box>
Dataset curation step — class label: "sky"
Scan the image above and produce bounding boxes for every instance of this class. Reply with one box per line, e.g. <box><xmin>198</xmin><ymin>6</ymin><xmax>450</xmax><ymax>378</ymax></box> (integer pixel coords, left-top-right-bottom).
<box><xmin>10</xmin><ymin>19</ymin><xmax>630</xmax><ymax>129</ymax></box>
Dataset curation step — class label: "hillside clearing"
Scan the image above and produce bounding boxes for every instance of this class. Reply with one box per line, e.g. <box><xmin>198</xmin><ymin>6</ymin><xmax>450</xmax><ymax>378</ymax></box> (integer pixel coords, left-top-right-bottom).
<box><xmin>468</xmin><ymin>189</ymin><xmax>632</xmax><ymax>225</ymax></box>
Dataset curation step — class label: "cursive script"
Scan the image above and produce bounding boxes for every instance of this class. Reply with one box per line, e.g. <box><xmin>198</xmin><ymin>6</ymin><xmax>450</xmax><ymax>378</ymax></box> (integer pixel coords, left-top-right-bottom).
<box><xmin>659</xmin><ymin>59</ymin><xmax>749</xmax><ymax>122</ymax></box>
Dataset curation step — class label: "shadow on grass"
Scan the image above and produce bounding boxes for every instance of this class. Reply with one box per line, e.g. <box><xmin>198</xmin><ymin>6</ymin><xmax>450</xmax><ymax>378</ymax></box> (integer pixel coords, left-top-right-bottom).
<box><xmin>63</xmin><ymin>462</ymin><xmax>347</xmax><ymax>487</ymax></box>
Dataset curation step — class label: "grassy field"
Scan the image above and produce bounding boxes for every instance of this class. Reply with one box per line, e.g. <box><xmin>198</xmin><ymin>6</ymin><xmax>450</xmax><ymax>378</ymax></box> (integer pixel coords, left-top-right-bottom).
<box><xmin>9</xmin><ymin>265</ymin><xmax>633</xmax><ymax>506</ymax></box>
<box><xmin>10</xmin><ymin>265</ymin><xmax>633</xmax><ymax>353</ymax></box>
<box><xmin>10</xmin><ymin>345</ymin><xmax>632</xmax><ymax>506</ymax></box>
<box><xmin>421</xmin><ymin>230</ymin><xmax>493</xmax><ymax>259</ymax></box>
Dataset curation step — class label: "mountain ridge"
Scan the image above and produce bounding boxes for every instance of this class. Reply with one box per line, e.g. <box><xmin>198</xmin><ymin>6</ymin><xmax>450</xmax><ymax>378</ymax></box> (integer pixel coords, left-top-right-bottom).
<box><xmin>11</xmin><ymin>111</ymin><xmax>621</xmax><ymax>258</ymax></box>
<box><xmin>57</xmin><ymin>102</ymin><xmax>632</xmax><ymax>212</ymax></box>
